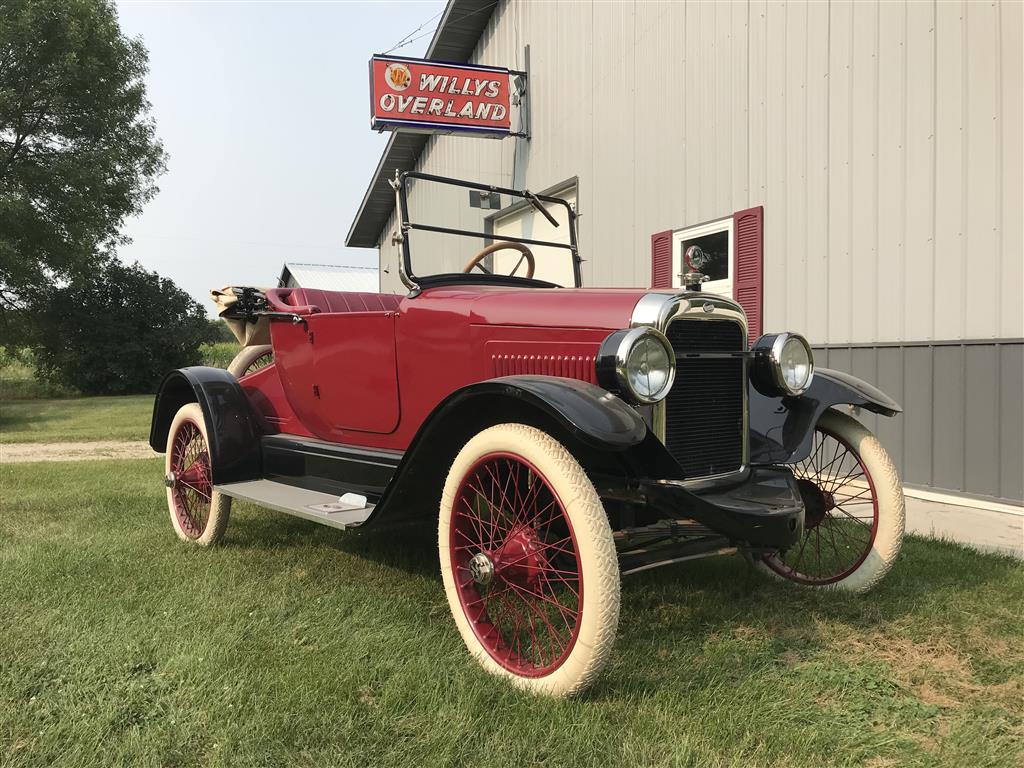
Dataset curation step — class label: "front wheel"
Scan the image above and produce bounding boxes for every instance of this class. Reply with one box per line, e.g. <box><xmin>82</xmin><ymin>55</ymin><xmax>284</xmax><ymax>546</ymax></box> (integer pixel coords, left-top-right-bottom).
<box><xmin>438</xmin><ymin>424</ymin><xmax>620</xmax><ymax>697</ymax></box>
<box><xmin>754</xmin><ymin>409</ymin><xmax>905</xmax><ymax>593</ymax></box>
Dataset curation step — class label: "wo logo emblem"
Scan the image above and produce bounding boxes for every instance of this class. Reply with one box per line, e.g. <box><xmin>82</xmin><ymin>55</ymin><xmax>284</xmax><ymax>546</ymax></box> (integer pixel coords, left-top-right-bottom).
<box><xmin>384</xmin><ymin>63</ymin><xmax>412</xmax><ymax>91</ymax></box>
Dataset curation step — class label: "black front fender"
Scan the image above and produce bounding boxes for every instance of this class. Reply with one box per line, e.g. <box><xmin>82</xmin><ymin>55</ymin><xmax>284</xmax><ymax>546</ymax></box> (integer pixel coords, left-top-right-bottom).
<box><xmin>149</xmin><ymin>366</ymin><xmax>262</xmax><ymax>484</ymax></box>
<box><xmin>475</xmin><ymin>376</ymin><xmax>648</xmax><ymax>448</ymax></box>
<box><xmin>749</xmin><ymin>367</ymin><xmax>902</xmax><ymax>465</ymax></box>
<box><xmin>366</xmin><ymin>375</ymin><xmax>648</xmax><ymax>525</ymax></box>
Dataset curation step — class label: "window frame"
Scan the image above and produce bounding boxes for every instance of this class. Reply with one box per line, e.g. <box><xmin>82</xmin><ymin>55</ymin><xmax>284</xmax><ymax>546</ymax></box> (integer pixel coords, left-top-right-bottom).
<box><xmin>671</xmin><ymin>215</ymin><xmax>734</xmax><ymax>297</ymax></box>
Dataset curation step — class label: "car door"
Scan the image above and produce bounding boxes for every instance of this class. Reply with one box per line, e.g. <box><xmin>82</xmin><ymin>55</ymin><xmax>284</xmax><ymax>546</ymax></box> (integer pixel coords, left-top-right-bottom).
<box><xmin>302</xmin><ymin>312</ymin><xmax>400</xmax><ymax>437</ymax></box>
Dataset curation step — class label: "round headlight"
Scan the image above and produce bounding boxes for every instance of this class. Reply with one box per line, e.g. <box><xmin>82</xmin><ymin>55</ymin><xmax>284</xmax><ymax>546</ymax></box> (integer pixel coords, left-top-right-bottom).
<box><xmin>597</xmin><ymin>327</ymin><xmax>676</xmax><ymax>404</ymax></box>
<box><xmin>778</xmin><ymin>335</ymin><xmax>813</xmax><ymax>393</ymax></box>
<box><xmin>752</xmin><ymin>332</ymin><xmax>814</xmax><ymax>396</ymax></box>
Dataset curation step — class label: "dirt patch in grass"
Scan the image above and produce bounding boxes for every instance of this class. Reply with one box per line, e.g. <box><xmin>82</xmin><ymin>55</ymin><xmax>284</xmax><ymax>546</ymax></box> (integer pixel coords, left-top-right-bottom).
<box><xmin>836</xmin><ymin>630</ymin><xmax>1024</xmax><ymax>711</ymax></box>
<box><xmin>0</xmin><ymin>440</ymin><xmax>158</xmax><ymax>463</ymax></box>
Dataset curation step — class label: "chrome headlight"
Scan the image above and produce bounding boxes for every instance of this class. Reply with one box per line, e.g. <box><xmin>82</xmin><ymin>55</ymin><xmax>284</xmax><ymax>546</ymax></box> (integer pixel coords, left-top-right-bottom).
<box><xmin>751</xmin><ymin>332</ymin><xmax>814</xmax><ymax>396</ymax></box>
<box><xmin>597</xmin><ymin>327</ymin><xmax>676</xmax><ymax>404</ymax></box>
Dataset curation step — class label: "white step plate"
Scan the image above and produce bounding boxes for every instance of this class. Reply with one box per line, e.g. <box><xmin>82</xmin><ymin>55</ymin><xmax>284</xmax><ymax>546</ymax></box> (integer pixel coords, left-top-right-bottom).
<box><xmin>215</xmin><ymin>480</ymin><xmax>373</xmax><ymax>530</ymax></box>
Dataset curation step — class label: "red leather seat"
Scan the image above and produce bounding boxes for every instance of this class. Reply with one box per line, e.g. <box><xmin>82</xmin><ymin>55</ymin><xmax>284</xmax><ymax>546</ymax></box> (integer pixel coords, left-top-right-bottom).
<box><xmin>267</xmin><ymin>288</ymin><xmax>402</xmax><ymax>315</ymax></box>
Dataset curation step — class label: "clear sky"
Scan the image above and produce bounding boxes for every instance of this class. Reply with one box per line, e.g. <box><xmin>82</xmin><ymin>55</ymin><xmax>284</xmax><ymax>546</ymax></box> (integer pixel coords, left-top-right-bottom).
<box><xmin>115</xmin><ymin>0</ymin><xmax>444</xmax><ymax>310</ymax></box>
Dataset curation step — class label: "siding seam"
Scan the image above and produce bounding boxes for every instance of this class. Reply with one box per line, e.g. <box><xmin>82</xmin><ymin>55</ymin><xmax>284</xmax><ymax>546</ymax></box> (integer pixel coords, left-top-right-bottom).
<box><xmin>960</xmin><ymin>0</ymin><xmax>968</xmax><ymax>341</ymax></box>
<box><xmin>930</xmin><ymin>0</ymin><xmax>938</xmax><ymax>342</ymax></box>
<box><xmin>824</xmin><ymin>0</ymin><xmax>831</xmax><ymax>344</ymax></box>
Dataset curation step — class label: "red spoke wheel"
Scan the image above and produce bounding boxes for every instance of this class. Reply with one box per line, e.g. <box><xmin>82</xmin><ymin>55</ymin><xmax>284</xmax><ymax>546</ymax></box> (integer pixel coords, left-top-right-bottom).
<box><xmin>758</xmin><ymin>410</ymin><xmax>905</xmax><ymax>593</ymax></box>
<box><xmin>164</xmin><ymin>404</ymin><xmax>231</xmax><ymax>546</ymax></box>
<box><xmin>439</xmin><ymin>424</ymin><xmax>620</xmax><ymax>697</ymax></box>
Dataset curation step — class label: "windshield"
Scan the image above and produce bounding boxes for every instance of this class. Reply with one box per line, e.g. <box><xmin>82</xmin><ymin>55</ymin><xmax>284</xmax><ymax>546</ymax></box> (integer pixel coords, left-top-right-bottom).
<box><xmin>397</xmin><ymin>172</ymin><xmax>580</xmax><ymax>289</ymax></box>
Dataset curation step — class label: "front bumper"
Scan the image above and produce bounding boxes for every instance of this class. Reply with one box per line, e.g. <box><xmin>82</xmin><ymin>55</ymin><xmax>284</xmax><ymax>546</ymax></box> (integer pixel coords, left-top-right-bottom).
<box><xmin>640</xmin><ymin>466</ymin><xmax>805</xmax><ymax>550</ymax></box>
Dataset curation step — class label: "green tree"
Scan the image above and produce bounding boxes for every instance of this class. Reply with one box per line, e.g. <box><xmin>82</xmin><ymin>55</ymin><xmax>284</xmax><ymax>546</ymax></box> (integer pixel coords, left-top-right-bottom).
<box><xmin>31</xmin><ymin>259</ymin><xmax>214</xmax><ymax>395</ymax></box>
<box><xmin>0</xmin><ymin>0</ymin><xmax>166</xmax><ymax>341</ymax></box>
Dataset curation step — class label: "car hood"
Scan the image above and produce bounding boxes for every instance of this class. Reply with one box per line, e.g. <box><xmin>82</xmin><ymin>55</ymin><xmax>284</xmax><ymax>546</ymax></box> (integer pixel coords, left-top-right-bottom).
<box><xmin>417</xmin><ymin>286</ymin><xmax>650</xmax><ymax>330</ymax></box>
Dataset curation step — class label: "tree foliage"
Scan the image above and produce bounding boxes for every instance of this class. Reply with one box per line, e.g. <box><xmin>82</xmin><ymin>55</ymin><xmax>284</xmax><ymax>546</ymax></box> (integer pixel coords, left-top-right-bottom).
<box><xmin>31</xmin><ymin>259</ymin><xmax>214</xmax><ymax>395</ymax></box>
<box><xmin>0</xmin><ymin>0</ymin><xmax>167</xmax><ymax>339</ymax></box>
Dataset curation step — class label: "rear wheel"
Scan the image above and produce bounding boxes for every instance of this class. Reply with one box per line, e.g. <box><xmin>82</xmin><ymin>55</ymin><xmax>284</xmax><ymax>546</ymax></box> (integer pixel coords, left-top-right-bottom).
<box><xmin>438</xmin><ymin>424</ymin><xmax>620</xmax><ymax>697</ymax></box>
<box><xmin>227</xmin><ymin>345</ymin><xmax>273</xmax><ymax>379</ymax></box>
<box><xmin>754</xmin><ymin>409</ymin><xmax>904</xmax><ymax>593</ymax></box>
<box><xmin>164</xmin><ymin>403</ymin><xmax>231</xmax><ymax>546</ymax></box>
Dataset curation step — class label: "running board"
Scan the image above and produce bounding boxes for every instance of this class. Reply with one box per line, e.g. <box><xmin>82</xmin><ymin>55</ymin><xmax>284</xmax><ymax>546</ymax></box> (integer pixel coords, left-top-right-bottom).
<box><xmin>215</xmin><ymin>480</ymin><xmax>373</xmax><ymax>530</ymax></box>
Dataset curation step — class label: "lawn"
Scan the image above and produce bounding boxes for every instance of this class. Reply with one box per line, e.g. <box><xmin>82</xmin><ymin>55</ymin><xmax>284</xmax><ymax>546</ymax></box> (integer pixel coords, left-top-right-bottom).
<box><xmin>1</xmin><ymin>460</ymin><xmax>1021</xmax><ymax>767</ymax></box>
<box><xmin>0</xmin><ymin>395</ymin><xmax>153</xmax><ymax>444</ymax></box>
<box><xmin>0</xmin><ymin>341</ymin><xmax>242</xmax><ymax>445</ymax></box>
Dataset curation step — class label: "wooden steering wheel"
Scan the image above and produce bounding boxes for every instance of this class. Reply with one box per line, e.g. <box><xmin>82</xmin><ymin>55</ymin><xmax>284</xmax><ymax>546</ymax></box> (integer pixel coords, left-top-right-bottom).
<box><xmin>462</xmin><ymin>241</ymin><xmax>535</xmax><ymax>279</ymax></box>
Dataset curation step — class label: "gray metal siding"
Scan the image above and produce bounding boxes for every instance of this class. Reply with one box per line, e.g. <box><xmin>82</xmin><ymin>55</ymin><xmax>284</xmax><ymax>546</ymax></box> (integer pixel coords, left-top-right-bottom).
<box><xmin>999</xmin><ymin>344</ymin><xmax>1024</xmax><ymax>503</ymax></box>
<box><xmin>816</xmin><ymin>342</ymin><xmax>1023</xmax><ymax>503</ymax></box>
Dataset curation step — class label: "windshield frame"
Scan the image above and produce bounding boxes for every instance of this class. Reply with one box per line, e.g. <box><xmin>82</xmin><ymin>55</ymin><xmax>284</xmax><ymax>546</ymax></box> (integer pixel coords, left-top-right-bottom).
<box><xmin>393</xmin><ymin>171</ymin><xmax>582</xmax><ymax>294</ymax></box>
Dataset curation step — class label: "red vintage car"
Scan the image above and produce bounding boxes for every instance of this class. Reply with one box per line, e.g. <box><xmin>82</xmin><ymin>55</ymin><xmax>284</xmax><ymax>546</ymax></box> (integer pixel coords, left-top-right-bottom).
<box><xmin>150</xmin><ymin>173</ymin><xmax>905</xmax><ymax>697</ymax></box>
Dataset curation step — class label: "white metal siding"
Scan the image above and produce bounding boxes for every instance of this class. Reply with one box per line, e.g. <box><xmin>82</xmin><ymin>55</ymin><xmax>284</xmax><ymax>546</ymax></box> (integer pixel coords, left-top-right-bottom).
<box><xmin>378</xmin><ymin>0</ymin><xmax>1022</xmax><ymax>347</ymax></box>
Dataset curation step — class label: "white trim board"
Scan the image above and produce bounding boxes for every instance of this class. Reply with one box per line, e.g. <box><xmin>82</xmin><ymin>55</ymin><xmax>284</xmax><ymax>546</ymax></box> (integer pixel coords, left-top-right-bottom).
<box><xmin>902</xmin><ymin>486</ymin><xmax>1024</xmax><ymax>517</ymax></box>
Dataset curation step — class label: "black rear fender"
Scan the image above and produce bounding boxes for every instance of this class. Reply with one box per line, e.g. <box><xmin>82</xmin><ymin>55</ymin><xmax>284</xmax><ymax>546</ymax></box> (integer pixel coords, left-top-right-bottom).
<box><xmin>749</xmin><ymin>367</ymin><xmax>902</xmax><ymax>465</ymax></box>
<box><xmin>149</xmin><ymin>366</ymin><xmax>262</xmax><ymax>484</ymax></box>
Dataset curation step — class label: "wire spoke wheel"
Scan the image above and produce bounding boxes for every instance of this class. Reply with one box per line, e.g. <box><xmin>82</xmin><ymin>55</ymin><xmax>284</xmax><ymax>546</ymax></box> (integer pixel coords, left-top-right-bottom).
<box><xmin>163</xmin><ymin>403</ymin><xmax>231</xmax><ymax>546</ymax></box>
<box><xmin>439</xmin><ymin>424</ymin><xmax>619</xmax><ymax>696</ymax></box>
<box><xmin>169</xmin><ymin>420</ymin><xmax>213</xmax><ymax>538</ymax></box>
<box><xmin>243</xmin><ymin>352</ymin><xmax>274</xmax><ymax>376</ymax></box>
<box><xmin>759</xmin><ymin>409</ymin><xmax>904</xmax><ymax>591</ymax></box>
<box><xmin>451</xmin><ymin>453</ymin><xmax>583</xmax><ymax>676</ymax></box>
<box><xmin>227</xmin><ymin>345</ymin><xmax>274</xmax><ymax>379</ymax></box>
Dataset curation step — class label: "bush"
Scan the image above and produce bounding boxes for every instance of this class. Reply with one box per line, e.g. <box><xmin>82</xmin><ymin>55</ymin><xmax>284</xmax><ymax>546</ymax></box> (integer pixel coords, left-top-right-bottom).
<box><xmin>199</xmin><ymin>342</ymin><xmax>241</xmax><ymax>369</ymax></box>
<box><xmin>207</xmin><ymin>319</ymin><xmax>238</xmax><ymax>344</ymax></box>
<box><xmin>0</xmin><ymin>346</ymin><xmax>77</xmax><ymax>400</ymax></box>
<box><xmin>29</xmin><ymin>259</ymin><xmax>216</xmax><ymax>395</ymax></box>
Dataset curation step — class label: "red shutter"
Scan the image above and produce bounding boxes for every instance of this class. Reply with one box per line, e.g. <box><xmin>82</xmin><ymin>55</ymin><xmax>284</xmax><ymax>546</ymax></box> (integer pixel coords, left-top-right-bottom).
<box><xmin>733</xmin><ymin>206</ymin><xmax>763</xmax><ymax>342</ymax></box>
<box><xmin>650</xmin><ymin>229</ymin><xmax>673</xmax><ymax>288</ymax></box>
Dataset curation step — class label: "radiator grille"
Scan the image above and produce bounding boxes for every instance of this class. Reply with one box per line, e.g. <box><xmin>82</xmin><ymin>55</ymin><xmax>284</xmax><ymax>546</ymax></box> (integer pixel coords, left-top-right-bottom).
<box><xmin>663</xmin><ymin>319</ymin><xmax>745</xmax><ymax>478</ymax></box>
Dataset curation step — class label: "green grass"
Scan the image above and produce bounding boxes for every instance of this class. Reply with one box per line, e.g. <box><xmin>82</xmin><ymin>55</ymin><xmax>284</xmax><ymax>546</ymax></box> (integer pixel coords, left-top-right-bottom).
<box><xmin>1</xmin><ymin>460</ymin><xmax>1021</xmax><ymax>767</ymax></box>
<box><xmin>0</xmin><ymin>395</ymin><xmax>153</xmax><ymax>444</ymax></box>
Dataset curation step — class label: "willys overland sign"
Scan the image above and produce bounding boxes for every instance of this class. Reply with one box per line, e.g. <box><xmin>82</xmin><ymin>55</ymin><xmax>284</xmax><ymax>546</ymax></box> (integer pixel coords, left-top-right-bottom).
<box><xmin>369</xmin><ymin>55</ymin><xmax>519</xmax><ymax>137</ymax></box>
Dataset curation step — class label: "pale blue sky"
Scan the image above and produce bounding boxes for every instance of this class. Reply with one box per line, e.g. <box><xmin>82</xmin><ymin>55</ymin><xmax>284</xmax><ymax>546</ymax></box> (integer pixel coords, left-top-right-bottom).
<box><xmin>115</xmin><ymin>0</ymin><xmax>444</xmax><ymax>309</ymax></box>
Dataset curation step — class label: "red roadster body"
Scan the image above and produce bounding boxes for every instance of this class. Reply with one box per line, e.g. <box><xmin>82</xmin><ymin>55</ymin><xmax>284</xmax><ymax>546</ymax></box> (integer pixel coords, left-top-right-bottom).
<box><xmin>249</xmin><ymin>285</ymin><xmax>641</xmax><ymax>449</ymax></box>
<box><xmin>149</xmin><ymin>173</ymin><xmax>907</xmax><ymax>696</ymax></box>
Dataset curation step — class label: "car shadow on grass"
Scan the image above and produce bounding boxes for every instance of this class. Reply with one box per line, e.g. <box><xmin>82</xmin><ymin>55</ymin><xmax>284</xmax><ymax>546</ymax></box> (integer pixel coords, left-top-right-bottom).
<box><xmin>228</xmin><ymin>504</ymin><xmax>440</xmax><ymax>576</ymax></box>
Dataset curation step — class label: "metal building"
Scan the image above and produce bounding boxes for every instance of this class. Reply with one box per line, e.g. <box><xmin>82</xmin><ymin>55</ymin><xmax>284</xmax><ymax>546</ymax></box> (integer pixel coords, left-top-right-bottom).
<box><xmin>347</xmin><ymin>0</ymin><xmax>1023</xmax><ymax>524</ymax></box>
<box><xmin>279</xmin><ymin>263</ymin><xmax>379</xmax><ymax>292</ymax></box>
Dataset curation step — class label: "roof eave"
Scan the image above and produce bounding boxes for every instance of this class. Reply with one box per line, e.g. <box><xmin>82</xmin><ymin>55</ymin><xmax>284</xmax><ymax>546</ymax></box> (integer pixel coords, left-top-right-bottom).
<box><xmin>345</xmin><ymin>0</ymin><xmax>500</xmax><ymax>249</ymax></box>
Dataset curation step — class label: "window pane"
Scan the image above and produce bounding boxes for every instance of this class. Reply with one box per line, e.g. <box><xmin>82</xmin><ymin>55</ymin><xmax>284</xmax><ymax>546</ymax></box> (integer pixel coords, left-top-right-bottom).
<box><xmin>681</xmin><ymin>230</ymin><xmax>729</xmax><ymax>281</ymax></box>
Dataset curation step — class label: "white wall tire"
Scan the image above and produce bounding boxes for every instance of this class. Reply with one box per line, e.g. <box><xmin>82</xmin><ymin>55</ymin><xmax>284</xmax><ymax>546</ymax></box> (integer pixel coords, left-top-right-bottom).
<box><xmin>226</xmin><ymin>345</ymin><xmax>273</xmax><ymax>379</ymax></box>
<box><xmin>754</xmin><ymin>409</ymin><xmax>905</xmax><ymax>593</ymax></box>
<box><xmin>439</xmin><ymin>424</ymin><xmax>620</xmax><ymax>697</ymax></box>
<box><xmin>164</xmin><ymin>403</ymin><xmax>231</xmax><ymax>546</ymax></box>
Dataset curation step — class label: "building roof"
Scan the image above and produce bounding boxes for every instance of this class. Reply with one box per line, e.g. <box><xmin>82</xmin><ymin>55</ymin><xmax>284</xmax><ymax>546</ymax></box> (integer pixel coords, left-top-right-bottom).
<box><xmin>345</xmin><ymin>0</ymin><xmax>500</xmax><ymax>248</ymax></box>
<box><xmin>279</xmin><ymin>263</ymin><xmax>380</xmax><ymax>292</ymax></box>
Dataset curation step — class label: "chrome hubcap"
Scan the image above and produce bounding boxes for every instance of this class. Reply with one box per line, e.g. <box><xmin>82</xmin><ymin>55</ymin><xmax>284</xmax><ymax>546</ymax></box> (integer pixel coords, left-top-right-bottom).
<box><xmin>468</xmin><ymin>552</ymin><xmax>495</xmax><ymax>586</ymax></box>
<box><xmin>164</xmin><ymin>472</ymin><xmax>176</xmax><ymax>488</ymax></box>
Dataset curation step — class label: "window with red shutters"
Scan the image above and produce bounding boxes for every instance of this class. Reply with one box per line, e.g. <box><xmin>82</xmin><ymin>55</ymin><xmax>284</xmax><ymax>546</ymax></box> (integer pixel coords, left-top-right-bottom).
<box><xmin>732</xmin><ymin>206</ymin><xmax>764</xmax><ymax>342</ymax></box>
<box><xmin>650</xmin><ymin>230</ymin><xmax>673</xmax><ymax>288</ymax></box>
